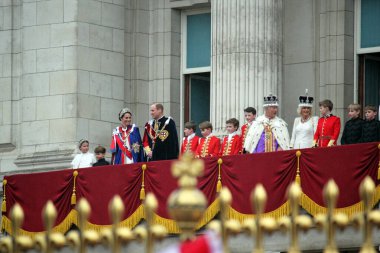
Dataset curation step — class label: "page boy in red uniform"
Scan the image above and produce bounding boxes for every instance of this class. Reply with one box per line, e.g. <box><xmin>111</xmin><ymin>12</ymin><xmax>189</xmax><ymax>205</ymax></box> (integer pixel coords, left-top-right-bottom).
<box><xmin>313</xmin><ymin>99</ymin><xmax>341</xmax><ymax>147</ymax></box>
<box><xmin>195</xmin><ymin>121</ymin><xmax>220</xmax><ymax>158</ymax></box>
<box><xmin>180</xmin><ymin>121</ymin><xmax>200</xmax><ymax>155</ymax></box>
<box><xmin>240</xmin><ymin>107</ymin><xmax>256</xmax><ymax>153</ymax></box>
<box><xmin>220</xmin><ymin>118</ymin><xmax>241</xmax><ymax>156</ymax></box>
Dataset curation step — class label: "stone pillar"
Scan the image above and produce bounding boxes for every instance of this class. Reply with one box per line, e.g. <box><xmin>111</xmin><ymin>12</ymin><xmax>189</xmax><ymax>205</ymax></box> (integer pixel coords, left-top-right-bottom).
<box><xmin>318</xmin><ymin>0</ymin><xmax>354</xmax><ymax>122</ymax></box>
<box><xmin>12</xmin><ymin>0</ymin><xmax>126</xmax><ymax>171</ymax></box>
<box><xmin>211</xmin><ymin>0</ymin><xmax>283</xmax><ymax>133</ymax></box>
<box><xmin>125</xmin><ymin>0</ymin><xmax>181</xmax><ymax>129</ymax></box>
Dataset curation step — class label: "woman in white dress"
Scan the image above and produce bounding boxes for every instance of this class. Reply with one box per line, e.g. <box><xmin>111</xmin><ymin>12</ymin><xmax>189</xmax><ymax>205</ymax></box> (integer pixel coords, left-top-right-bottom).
<box><xmin>71</xmin><ymin>139</ymin><xmax>96</xmax><ymax>169</ymax></box>
<box><xmin>290</xmin><ymin>93</ymin><xmax>319</xmax><ymax>149</ymax></box>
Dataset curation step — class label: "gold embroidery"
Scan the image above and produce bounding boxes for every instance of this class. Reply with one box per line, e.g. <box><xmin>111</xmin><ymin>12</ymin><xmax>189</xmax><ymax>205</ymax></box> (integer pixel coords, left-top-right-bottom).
<box><xmin>132</xmin><ymin>142</ymin><xmax>140</xmax><ymax>153</ymax></box>
<box><xmin>185</xmin><ymin>138</ymin><xmax>192</xmax><ymax>152</ymax></box>
<box><xmin>264</xmin><ymin>125</ymin><xmax>273</xmax><ymax>152</ymax></box>
<box><xmin>158</xmin><ymin>130</ymin><xmax>169</xmax><ymax>141</ymax></box>
<box><xmin>201</xmin><ymin>138</ymin><xmax>210</xmax><ymax>157</ymax></box>
<box><xmin>223</xmin><ymin>139</ymin><xmax>231</xmax><ymax>156</ymax></box>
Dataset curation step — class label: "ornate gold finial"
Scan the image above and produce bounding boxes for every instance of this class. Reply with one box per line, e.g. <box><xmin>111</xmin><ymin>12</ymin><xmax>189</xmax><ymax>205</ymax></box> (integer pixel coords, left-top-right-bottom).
<box><xmin>315</xmin><ymin>180</ymin><xmax>348</xmax><ymax>253</ymax></box>
<box><xmin>66</xmin><ymin>198</ymin><xmax>100</xmax><ymax>253</ymax></box>
<box><xmin>35</xmin><ymin>201</ymin><xmax>66</xmax><ymax>253</ymax></box>
<box><xmin>352</xmin><ymin>176</ymin><xmax>380</xmax><ymax>253</ymax></box>
<box><xmin>142</xmin><ymin>193</ymin><xmax>167</xmax><ymax>253</ymax></box>
<box><xmin>2</xmin><ymin>204</ymin><xmax>33</xmax><ymax>253</ymax></box>
<box><xmin>219</xmin><ymin>187</ymin><xmax>240</xmax><ymax>253</ymax></box>
<box><xmin>208</xmin><ymin>187</ymin><xmax>241</xmax><ymax>253</ymax></box>
<box><xmin>168</xmin><ymin>152</ymin><xmax>207</xmax><ymax>242</ymax></box>
<box><xmin>243</xmin><ymin>184</ymin><xmax>278</xmax><ymax>253</ymax></box>
<box><xmin>278</xmin><ymin>183</ymin><xmax>312</xmax><ymax>253</ymax></box>
<box><xmin>101</xmin><ymin>196</ymin><xmax>134</xmax><ymax>253</ymax></box>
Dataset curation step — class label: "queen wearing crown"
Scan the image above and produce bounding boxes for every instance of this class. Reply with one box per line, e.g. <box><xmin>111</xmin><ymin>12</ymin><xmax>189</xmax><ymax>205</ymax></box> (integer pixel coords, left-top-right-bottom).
<box><xmin>290</xmin><ymin>90</ymin><xmax>319</xmax><ymax>149</ymax></box>
<box><xmin>244</xmin><ymin>94</ymin><xmax>290</xmax><ymax>153</ymax></box>
<box><xmin>110</xmin><ymin>108</ymin><xmax>145</xmax><ymax>164</ymax></box>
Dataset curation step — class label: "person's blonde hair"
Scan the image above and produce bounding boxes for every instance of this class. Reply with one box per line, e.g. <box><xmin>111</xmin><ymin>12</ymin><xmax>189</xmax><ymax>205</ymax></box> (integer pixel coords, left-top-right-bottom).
<box><xmin>348</xmin><ymin>103</ymin><xmax>361</xmax><ymax>112</ymax></box>
<box><xmin>297</xmin><ymin>106</ymin><xmax>313</xmax><ymax>116</ymax></box>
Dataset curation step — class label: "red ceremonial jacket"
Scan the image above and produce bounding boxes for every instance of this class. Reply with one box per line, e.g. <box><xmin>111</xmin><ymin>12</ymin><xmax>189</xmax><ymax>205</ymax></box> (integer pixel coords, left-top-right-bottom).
<box><xmin>314</xmin><ymin>115</ymin><xmax>341</xmax><ymax>147</ymax></box>
<box><xmin>240</xmin><ymin>123</ymin><xmax>251</xmax><ymax>153</ymax></box>
<box><xmin>180</xmin><ymin>134</ymin><xmax>200</xmax><ymax>155</ymax></box>
<box><xmin>195</xmin><ymin>135</ymin><xmax>220</xmax><ymax>158</ymax></box>
<box><xmin>220</xmin><ymin>134</ymin><xmax>241</xmax><ymax>156</ymax></box>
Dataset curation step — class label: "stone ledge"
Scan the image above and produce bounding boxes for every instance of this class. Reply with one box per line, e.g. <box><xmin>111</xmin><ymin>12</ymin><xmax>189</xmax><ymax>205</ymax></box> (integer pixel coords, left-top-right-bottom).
<box><xmin>0</xmin><ymin>144</ymin><xmax>16</xmax><ymax>153</ymax></box>
<box><xmin>169</xmin><ymin>0</ymin><xmax>210</xmax><ymax>9</ymax></box>
<box><xmin>13</xmin><ymin>149</ymin><xmax>73</xmax><ymax>172</ymax></box>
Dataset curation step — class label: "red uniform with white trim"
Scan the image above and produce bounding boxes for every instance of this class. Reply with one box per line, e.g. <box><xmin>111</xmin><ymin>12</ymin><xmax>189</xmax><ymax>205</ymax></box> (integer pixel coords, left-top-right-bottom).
<box><xmin>220</xmin><ymin>134</ymin><xmax>241</xmax><ymax>156</ymax></box>
<box><xmin>313</xmin><ymin>115</ymin><xmax>341</xmax><ymax>147</ymax></box>
<box><xmin>180</xmin><ymin>134</ymin><xmax>200</xmax><ymax>155</ymax></box>
<box><xmin>240</xmin><ymin>122</ymin><xmax>251</xmax><ymax>153</ymax></box>
<box><xmin>195</xmin><ymin>135</ymin><xmax>220</xmax><ymax>158</ymax></box>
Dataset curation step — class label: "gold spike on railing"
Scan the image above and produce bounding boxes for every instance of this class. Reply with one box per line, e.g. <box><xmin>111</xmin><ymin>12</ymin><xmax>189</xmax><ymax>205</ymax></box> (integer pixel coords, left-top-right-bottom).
<box><xmin>66</xmin><ymin>199</ymin><xmax>100</xmax><ymax>253</ymax></box>
<box><xmin>278</xmin><ymin>183</ymin><xmax>312</xmax><ymax>253</ymax></box>
<box><xmin>35</xmin><ymin>201</ymin><xmax>66</xmax><ymax>253</ymax></box>
<box><xmin>243</xmin><ymin>184</ymin><xmax>278</xmax><ymax>253</ymax></box>
<box><xmin>0</xmin><ymin>204</ymin><xmax>33</xmax><ymax>253</ymax></box>
<box><xmin>100</xmin><ymin>195</ymin><xmax>134</xmax><ymax>253</ymax></box>
<box><xmin>314</xmin><ymin>180</ymin><xmax>349</xmax><ymax>253</ymax></box>
<box><xmin>352</xmin><ymin>176</ymin><xmax>380</xmax><ymax>253</ymax></box>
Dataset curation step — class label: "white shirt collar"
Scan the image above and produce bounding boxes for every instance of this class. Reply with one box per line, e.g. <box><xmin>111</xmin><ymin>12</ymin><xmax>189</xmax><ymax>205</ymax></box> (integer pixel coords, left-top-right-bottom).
<box><xmin>205</xmin><ymin>133</ymin><xmax>214</xmax><ymax>139</ymax></box>
<box><xmin>228</xmin><ymin>131</ymin><xmax>237</xmax><ymax>141</ymax></box>
<box><xmin>187</xmin><ymin>133</ymin><xmax>196</xmax><ymax>140</ymax></box>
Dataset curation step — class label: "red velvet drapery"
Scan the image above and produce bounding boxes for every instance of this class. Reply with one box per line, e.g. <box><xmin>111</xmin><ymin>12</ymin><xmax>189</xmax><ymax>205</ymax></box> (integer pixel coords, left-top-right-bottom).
<box><xmin>2</xmin><ymin>143</ymin><xmax>379</xmax><ymax>235</ymax></box>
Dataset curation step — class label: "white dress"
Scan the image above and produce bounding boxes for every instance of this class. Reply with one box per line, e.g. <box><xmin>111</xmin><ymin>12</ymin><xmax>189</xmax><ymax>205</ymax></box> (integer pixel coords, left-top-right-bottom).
<box><xmin>290</xmin><ymin>116</ymin><xmax>319</xmax><ymax>149</ymax></box>
<box><xmin>71</xmin><ymin>152</ymin><xmax>96</xmax><ymax>169</ymax></box>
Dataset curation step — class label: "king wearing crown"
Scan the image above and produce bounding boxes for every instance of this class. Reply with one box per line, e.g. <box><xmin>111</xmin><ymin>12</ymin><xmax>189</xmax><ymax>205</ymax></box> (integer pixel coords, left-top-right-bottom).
<box><xmin>244</xmin><ymin>95</ymin><xmax>290</xmax><ymax>153</ymax></box>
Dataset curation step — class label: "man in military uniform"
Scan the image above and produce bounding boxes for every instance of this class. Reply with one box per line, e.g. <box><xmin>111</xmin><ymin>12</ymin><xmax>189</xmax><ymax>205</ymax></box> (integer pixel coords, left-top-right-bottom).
<box><xmin>143</xmin><ymin>103</ymin><xmax>179</xmax><ymax>161</ymax></box>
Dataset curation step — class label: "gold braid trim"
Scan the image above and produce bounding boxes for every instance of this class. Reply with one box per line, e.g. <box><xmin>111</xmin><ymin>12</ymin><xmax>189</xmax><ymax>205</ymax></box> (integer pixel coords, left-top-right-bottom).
<box><xmin>300</xmin><ymin>185</ymin><xmax>380</xmax><ymax>218</ymax></box>
<box><xmin>227</xmin><ymin>201</ymin><xmax>291</xmax><ymax>222</ymax></box>
<box><xmin>1</xmin><ymin>209</ymin><xmax>78</xmax><ymax>238</ymax></box>
<box><xmin>150</xmin><ymin>198</ymin><xmax>220</xmax><ymax>233</ymax></box>
<box><xmin>85</xmin><ymin>204</ymin><xmax>145</xmax><ymax>232</ymax></box>
<box><xmin>2</xmin><ymin>185</ymin><xmax>379</xmax><ymax>236</ymax></box>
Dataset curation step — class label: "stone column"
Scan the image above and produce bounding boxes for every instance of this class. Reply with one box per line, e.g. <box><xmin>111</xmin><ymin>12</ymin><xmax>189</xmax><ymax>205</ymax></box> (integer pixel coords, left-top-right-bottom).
<box><xmin>211</xmin><ymin>0</ymin><xmax>283</xmax><ymax>133</ymax></box>
<box><xmin>12</xmin><ymin>0</ymin><xmax>126</xmax><ymax>171</ymax></box>
<box><xmin>318</xmin><ymin>0</ymin><xmax>354</xmax><ymax>122</ymax></box>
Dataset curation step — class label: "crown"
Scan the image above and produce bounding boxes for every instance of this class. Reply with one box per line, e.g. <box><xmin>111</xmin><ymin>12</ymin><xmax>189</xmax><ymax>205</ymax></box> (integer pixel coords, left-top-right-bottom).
<box><xmin>298</xmin><ymin>89</ymin><xmax>314</xmax><ymax>107</ymax></box>
<box><xmin>263</xmin><ymin>94</ymin><xmax>279</xmax><ymax>107</ymax></box>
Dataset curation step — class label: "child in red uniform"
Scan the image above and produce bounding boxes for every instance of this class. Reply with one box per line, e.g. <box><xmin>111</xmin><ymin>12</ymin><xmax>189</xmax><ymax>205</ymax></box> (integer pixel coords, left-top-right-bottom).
<box><xmin>180</xmin><ymin>121</ymin><xmax>200</xmax><ymax>155</ymax></box>
<box><xmin>195</xmin><ymin>121</ymin><xmax>220</xmax><ymax>158</ymax></box>
<box><xmin>220</xmin><ymin>118</ymin><xmax>241</xmax><ymax>156</ymax></box>
<box><xmin>313</xmin><ymin>99</ymin><xmax>341</xmax><ymax>147</ymax></box>
<box><xmin>240</xmin><ymin>107</ymin><xmax>256</xmax><ymax>153</ymax></box>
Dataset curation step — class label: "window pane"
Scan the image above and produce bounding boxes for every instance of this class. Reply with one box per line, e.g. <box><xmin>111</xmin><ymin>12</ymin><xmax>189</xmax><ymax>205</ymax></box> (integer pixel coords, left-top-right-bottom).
<box><xmin>364</xmin><ymin>58</ymin><xmax>380</xmax><ymax>107</ymax></box>
<box><xmin>190</xmin><ymin>74</ymin><xmax>210</xmax><ymax>135</ymax></box>
<box><xmin>187</xmin><ymin>13</ymin><xmax>211</xmax><ymax>68</ymax></box>
<box><xmin>361</xmin><ymin>0</ymin><xmax>380</xmax><ymax>48</ymax></box>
